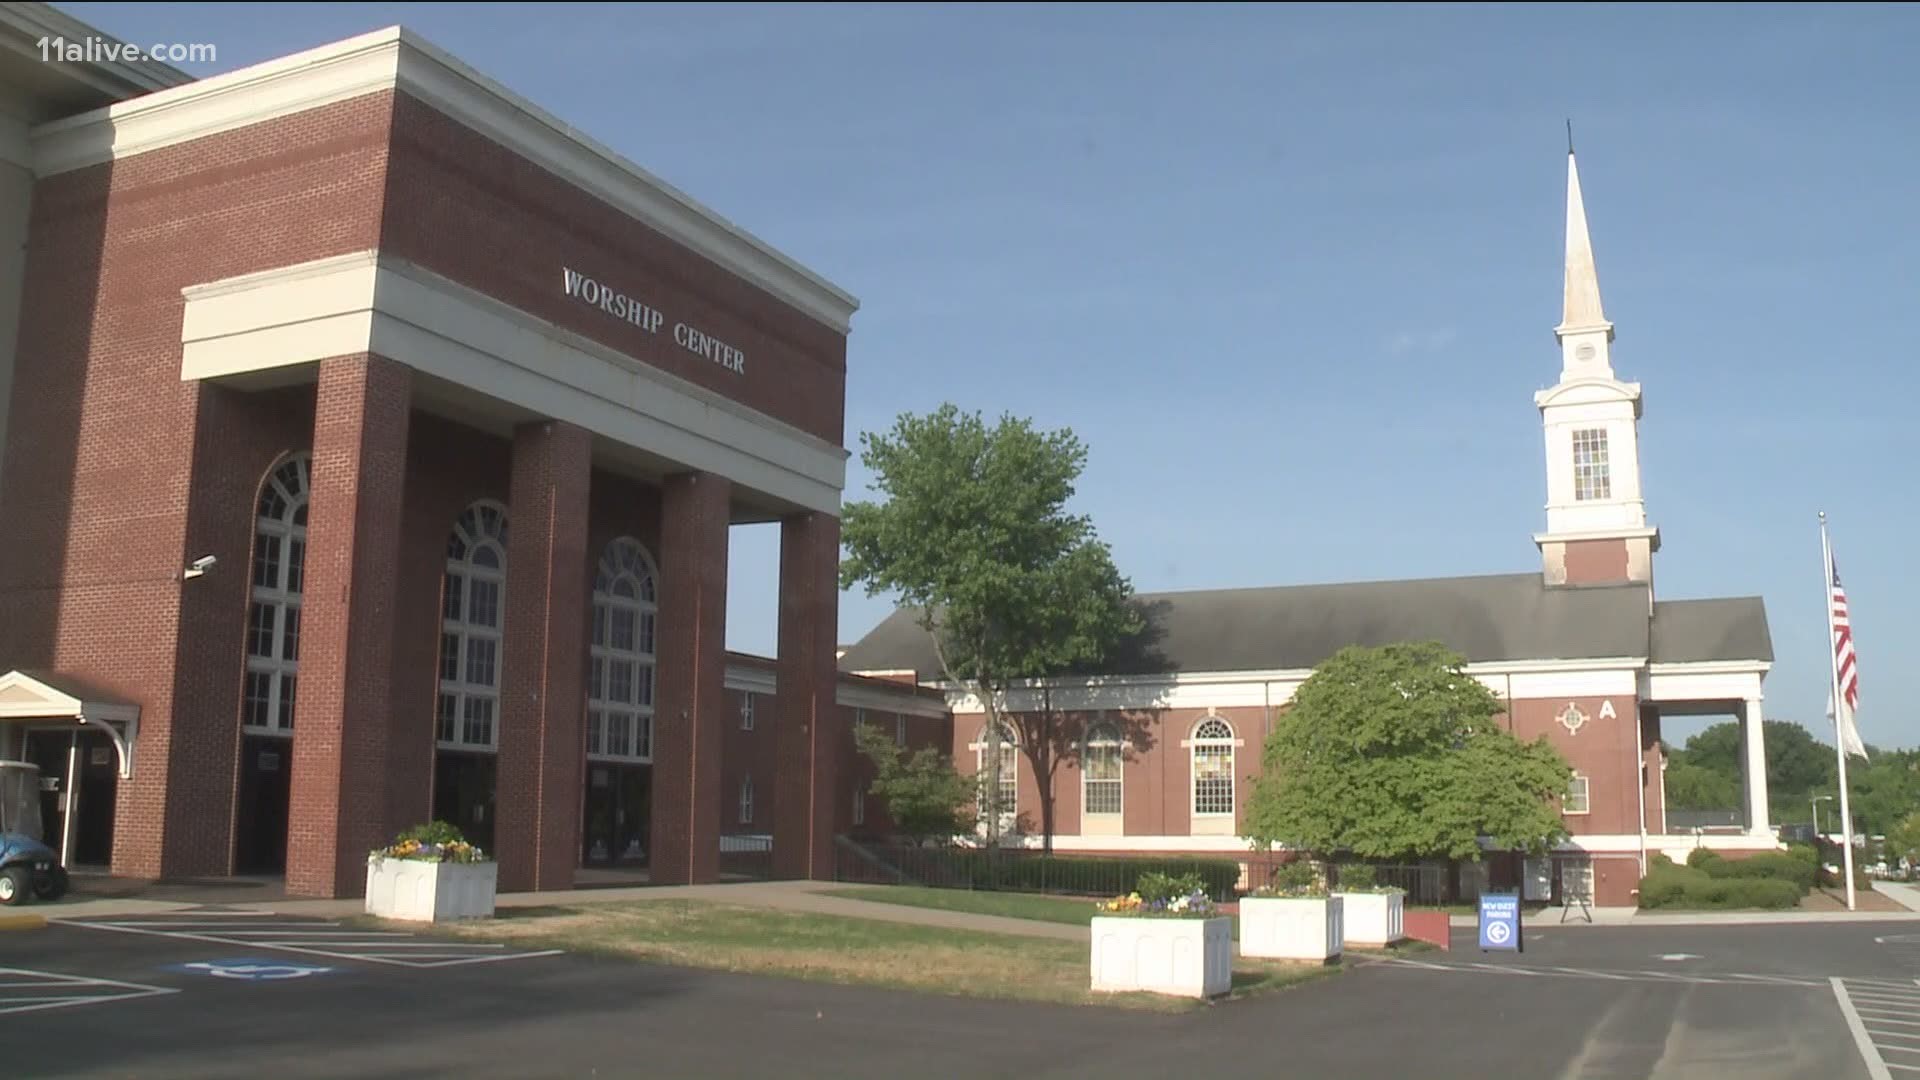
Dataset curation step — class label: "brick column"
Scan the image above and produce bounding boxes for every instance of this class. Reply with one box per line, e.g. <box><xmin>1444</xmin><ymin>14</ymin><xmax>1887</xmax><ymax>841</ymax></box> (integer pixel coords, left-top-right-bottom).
<box><xmin>286</xmin><ymin>355</ymin><xmax>412</xmax><ymax>899</ymax></box>
<box><xmin>774</xmin><ymin>511</ymin><xmax>840</xmax><ymax>880</ymax></box>
<box><xmin>648</xmin><ymin>471</ymin><xmax>730</xmax><ymax>885</ymax></box>
<box><xmin>495</xmin><ymin>420</ymin><xmax>593</xmax><ymax>893</ymax></box>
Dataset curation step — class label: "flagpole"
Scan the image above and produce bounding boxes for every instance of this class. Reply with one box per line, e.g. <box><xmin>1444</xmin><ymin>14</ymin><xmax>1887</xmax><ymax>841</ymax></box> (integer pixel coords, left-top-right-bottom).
<box><xmin>1822</xmin><ymin>511</ymin><xmax>1858</xmax><ymax>911</ymax></box>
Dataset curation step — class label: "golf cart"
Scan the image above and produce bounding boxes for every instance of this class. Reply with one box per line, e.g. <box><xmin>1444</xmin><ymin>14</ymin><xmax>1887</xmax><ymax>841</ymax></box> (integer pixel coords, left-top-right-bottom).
<box><xmin>0</xmin><ymin>760</ymin><xmax>68</xmax><ymax>904</ymax></box>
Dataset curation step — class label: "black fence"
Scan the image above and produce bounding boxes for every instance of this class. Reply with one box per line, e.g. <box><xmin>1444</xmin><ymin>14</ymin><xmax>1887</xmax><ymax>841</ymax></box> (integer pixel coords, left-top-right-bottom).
<box><xmin>833</xmin><ymin>838</ymin><xmax>1244</xmax><ymax>901</ymax></box>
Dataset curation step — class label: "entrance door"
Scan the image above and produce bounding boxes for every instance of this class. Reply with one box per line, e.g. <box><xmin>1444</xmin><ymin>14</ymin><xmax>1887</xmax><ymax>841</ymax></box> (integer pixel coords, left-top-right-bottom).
<box><xmin>234</xmin><ymin>736</ymin><xmax>293</xmax><ymax>873</ymax></box>
<box><xmin>70</xmin><ymin>732</ymin><xmax>116</xmax><ymax>866</ymax></box>
<box><xmin>582</xmin><ymin>762</ymin><xmax>649</xmax><ymax>866</ymax></box>
<box><xmin>19</xmin><ymin>730</ymin><xmax>69</xmax><ymax>858</ymax></box>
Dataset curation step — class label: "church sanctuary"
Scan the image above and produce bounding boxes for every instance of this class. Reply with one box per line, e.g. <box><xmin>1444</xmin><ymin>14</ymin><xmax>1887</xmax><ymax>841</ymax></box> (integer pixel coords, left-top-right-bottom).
<box><xmin>840</xmin><ymin>147</ymin><xmax>1779</xmax><ymax>909</ymax></box>
<box><xmin>0</xmin><ymin>11</ymin><xmax>947</xmax><ymax>899</ymax></box>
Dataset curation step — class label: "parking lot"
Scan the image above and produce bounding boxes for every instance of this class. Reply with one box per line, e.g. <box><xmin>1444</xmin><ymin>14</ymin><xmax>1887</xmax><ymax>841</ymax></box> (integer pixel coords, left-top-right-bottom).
<box><xmin>4</xmin><ymin>908</ymin><xmax>1918</xmax><ymax>1078</ymax></box>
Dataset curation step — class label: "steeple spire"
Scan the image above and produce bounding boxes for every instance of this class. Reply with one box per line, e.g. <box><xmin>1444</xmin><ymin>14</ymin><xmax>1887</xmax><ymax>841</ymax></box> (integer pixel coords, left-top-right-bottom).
<box><xmin>1558</xmin><ymin>148</ymin><xmax>1611</xmax><ymax>338</ymax></box>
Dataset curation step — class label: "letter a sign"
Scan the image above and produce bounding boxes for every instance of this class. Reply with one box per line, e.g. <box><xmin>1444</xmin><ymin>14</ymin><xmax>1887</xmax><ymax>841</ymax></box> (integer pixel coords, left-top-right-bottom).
<box><xmin>1599</xmin><ymin>700</ymin><xmax>1617</xmax><ymax>722</ymax></box>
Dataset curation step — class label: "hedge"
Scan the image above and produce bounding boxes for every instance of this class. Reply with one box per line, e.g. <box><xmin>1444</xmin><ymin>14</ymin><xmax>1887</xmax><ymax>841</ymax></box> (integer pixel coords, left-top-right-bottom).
<box><xmin>1639</xmin><ymin>862</ymin><xmax>1802</xmax><ymax>910</ymax></box>
<box><xmin>874</xmin><ymin>848</ymin><xmax>1245</xmax><ymax>900</ymax></box>
<box><xmin>1683</xmin><ymin>849</ymin><xmax>1815</xmax><ymax>893</ymax></box>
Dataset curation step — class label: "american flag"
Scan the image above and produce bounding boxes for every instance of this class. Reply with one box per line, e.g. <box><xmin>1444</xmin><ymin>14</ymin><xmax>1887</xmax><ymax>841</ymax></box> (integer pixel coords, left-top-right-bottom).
<box><xmin>1832</xmin><ymin>559</ymin><xmax>1859</xmax><ymax>713</ymax></box>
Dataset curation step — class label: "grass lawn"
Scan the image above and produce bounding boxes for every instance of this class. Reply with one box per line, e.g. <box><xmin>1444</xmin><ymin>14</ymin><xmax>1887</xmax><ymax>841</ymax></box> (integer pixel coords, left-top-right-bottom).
<box><xmin>424</xmin><ymin>900</ymin><xmax>1345</xmax><ymax>1012</ymax></box>
<box><xmin>821</xmin><ymin>885</ymin><xmax>1102</xmax><ymax>926</ymax></box>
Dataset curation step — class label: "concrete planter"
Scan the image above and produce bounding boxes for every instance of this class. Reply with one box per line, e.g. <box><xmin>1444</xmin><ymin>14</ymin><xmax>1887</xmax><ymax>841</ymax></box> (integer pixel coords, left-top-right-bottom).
<box><xmin>1090</xmin><ymin>915</ymin><xmax>1233</xmax><ymax>999</ymax></box>
<box><xmin>1334</xmin><ymin>891</ymin><xmax>1405</xmax><ymax>947</ymax></box>
<box><xmin>1240</xmin><ymin>895</ymin><xmax>1343</xmax><ymax>963</ymax></box>
<box><xmin>365</xmin><ymin>857</ymin><xmax>498</xmax><ymax>923</ymax></box>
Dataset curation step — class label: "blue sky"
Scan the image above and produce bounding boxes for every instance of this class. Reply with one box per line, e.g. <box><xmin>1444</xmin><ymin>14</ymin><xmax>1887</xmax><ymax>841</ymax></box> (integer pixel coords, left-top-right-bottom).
<box><xmin>62</xmin><ymin>3</ymin><xmax>1919</xmax><ymax>747</ymax></box>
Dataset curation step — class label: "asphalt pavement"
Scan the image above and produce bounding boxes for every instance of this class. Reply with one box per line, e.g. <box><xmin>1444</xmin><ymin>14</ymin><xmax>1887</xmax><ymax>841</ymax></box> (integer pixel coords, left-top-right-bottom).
<box><xmin>4</xmin><ymin>909</ymin><xmax>1917</xmax><ymax>1079</ymax></box>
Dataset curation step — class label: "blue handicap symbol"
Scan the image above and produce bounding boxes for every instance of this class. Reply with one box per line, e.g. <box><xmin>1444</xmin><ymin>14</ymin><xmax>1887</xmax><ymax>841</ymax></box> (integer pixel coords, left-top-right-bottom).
<box><xmin>172</xmin><ymin>957</ymin><xmax>334</xmax><ymax>981</ymax></box>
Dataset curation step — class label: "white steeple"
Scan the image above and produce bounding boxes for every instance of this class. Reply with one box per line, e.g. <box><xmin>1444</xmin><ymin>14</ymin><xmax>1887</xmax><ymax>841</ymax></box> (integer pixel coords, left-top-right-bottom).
<box><xmin>1533</xmin><ymin>141</ymin><xmax>1658</xmax><ymax>587</ymax></box>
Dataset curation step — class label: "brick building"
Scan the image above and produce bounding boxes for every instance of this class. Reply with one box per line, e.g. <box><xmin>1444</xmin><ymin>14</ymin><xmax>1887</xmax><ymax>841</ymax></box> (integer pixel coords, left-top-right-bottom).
<box><xmin>840</xmin><ymin>149</ymin><xmax>1780</xmax><ymax>909</ymax></box>
<box><xmin>0</xmin><ymin>14</ymin><xmax>945</xmax><ymax>898</ymax></box>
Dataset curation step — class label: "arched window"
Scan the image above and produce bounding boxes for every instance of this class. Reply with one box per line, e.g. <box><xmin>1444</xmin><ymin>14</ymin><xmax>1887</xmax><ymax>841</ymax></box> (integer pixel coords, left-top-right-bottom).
<box><xmin>438</xmin><ymin>501</ymin><xmax>508</xmax><ymax>751</ymax></box>
<box><xmin>1190</xmin><ymin>717</ymin><xmax>1236</xmax><ymax>818</ymax></box>
<box><xmin>244</xmin><ymin>454</ymin><xmax>310</xmax><ymax>734</ymax></box>
<box><xmin>972</xmin><ymin>720</ymin><xmax>1018</xmax><ymax>834</ymax></box>
<box><xmin>588</xmin><ymin>537</ymin><xmax>658</xmax><ymax>762</ymax></box>
<box><xmin>1083</xmin><ymin>720</ymin><xmax>1123</xmax><ymax>817</ymax></box>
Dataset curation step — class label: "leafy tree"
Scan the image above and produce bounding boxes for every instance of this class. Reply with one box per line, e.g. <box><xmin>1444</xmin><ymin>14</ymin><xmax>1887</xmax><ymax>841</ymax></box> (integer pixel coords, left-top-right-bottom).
<box><xmin>1244</xmin><ymin>641</ymin><xmax>1574</xmax><ymax>862</ymax></box>
<box><xmin>1661</xmin><ymin>758</ymin><xmax>1739</xmax><ymax>812</ymax></box>
<box><xmin>853</xmin><ymin>722</ymin><xmax>976</xmax><ymax>845</ymax></box>
<box><xmin>1887</xmin><ymin>810</ymin><xmax>1920</xmax><ymax>879</ymax></box>
<box><xmin>840</xmin><ymin>405</ymin><xmax>1143</xmax><ymax>853</ymax></box>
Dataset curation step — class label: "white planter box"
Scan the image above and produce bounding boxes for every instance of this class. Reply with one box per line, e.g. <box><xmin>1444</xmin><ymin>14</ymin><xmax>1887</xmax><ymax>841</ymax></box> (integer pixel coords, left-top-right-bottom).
<box><xmin>1334</xmin><ymin>891</ymin><xmax>1405</xmax><ymax>946</ymax></box>
<box><xmin>1090</xmin><ymin>915</ymin><xmax>1233</xmax><ymax>999</ymax></box>
<box><xmin>1239</xmin><ymin>895</ymin><xmax>1343</xmax><ymax>962</ymax></box>
<box><xmin>365</xmin><ymin>857</ymin><xmax>498</xmax><ymax>922</ymax></box>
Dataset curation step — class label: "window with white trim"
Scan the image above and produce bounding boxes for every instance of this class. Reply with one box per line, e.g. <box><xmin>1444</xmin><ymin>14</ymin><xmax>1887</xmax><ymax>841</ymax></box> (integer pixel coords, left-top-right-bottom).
<box><xmin>587</xmin><ymin>537</ymin><xmax>657</xmax><ymax>762</ymax></box>
<box><xmin>739</xmin><ymin>775</ymin><xmax>755</xmax><ymax>824</ymax></box>
<box><xmin>1191</xmin><ymin>718</ymin><xmax>1235</xmax><ymax>817</ymax></box>
<box><xmin>1565</xmin><ymin>773</ymin><xmax>1591</xmax><ymax>815</ymax></box>
<box><xmin>1572</xmin><ymin>428</ymin><xmax>1611</xmax><ymax>501</ymax></box>
<box><xmin>974</xmin><ymin>721</ymin><xmax>1018</xmax><ymax>833</ymax></box>
<box><xmin>740</xmin><ymin>692</ymin><xmax>755</xmax><ymax>731</ymax></box>
<box><xmin>244</xmin><ymin>454</ymin><xmax>309</xmax><ymax>735</ymax></box>
<box><xmin>437</xmin><ymin>502</ymin><xmax>508</xmax><ymax>751</ymax></box>
<box><xmin>895</xmin><ymin>712</ymin><xmax>907</xmax><ymax>747</ymax></box>
<box><xmin>1083</xmin><ymin>720</ymin><xmax>1123</xmax><ymax>816</ymax></box>
<box><xmin>852</xmin><ymin>782</ymin><xmax>866</xmax><ymax>826</ymax></box>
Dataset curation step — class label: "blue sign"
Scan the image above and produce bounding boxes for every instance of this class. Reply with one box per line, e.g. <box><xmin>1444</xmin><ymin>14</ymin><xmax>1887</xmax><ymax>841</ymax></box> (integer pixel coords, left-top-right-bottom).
<box><xmin>1478</xmin><ymin>892</ymin><xmax>1523</xmax><ymax>952</ymax></box>
<box><xmin>171</xmin><ymin>957</ymin><xmax>334</xmax><ymax>981</ymax></box>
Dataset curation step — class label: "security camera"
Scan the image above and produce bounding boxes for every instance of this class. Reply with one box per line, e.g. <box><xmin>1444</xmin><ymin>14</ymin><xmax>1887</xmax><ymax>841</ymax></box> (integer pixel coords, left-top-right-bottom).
<box><xmin>183</xmin><ymin>554</ymin><xmax>217</xmax><ymax>580</ymax></box>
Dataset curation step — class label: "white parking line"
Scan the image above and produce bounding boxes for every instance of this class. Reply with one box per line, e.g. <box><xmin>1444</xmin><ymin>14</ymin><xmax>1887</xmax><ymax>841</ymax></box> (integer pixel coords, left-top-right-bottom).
<box><xmin>59</xmin><ymin>916</ymin><xmax>560</xmax><ymax>969</ymax></box>
<box><xmin>0</xmin><ymin>967</ymin><xmax>178</xmax><ymax>1017</ymax></box>
<box><xmin>1382</xmin><ymin>958</ymin><xmax>1825</xmax><ymax>987</ymax></box>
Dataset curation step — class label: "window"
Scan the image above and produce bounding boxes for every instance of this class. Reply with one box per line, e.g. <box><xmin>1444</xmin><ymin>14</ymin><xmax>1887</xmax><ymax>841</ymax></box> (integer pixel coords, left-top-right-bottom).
<box><xmin>895</xmin><ymin>712</ymin><xmax>907</xmax><ymax>747</ymax></box>
<box><xmin>1565</xmin><ymin>773</ymin><xmax>1591</xmax><ymax>815</ymax></box>
<box><xmin>1083</xmin><ymin>720</ymin><xmax>1123</xmax><ymax>816</ymax></box>
<box><xmin>587</xmin><ymin>537</ymin><xmax>658</xmax><ymax>762</ymax></box>
<box><xmin>1572</xmin><ymin>428</ymin><xmax>1611</xmax><ymax>501</ymax></box>
<box><xmin>852</xmin><ymin>783</ymin><xmax>866</xmax><ymax>826</ymax></box>
<box><xmin>244</xmin><ymin>454</ymin><xmax>309</xmax><ymax>735</ymax></box>
<box><xmin>974</xmin><ymin>721</ymin><xmax>1018</xmax><ymax>834</ymax></box>
<box><xmin>1191</xmin><ymin>718</ymin><xmax>1235</xmax><ymax>817</ymax></box>
<box><xmin>739</xmin><ymin>775</ymin><xmax>754</xmax><ymax>824</ymax></box>
<box><xmin>740</xmin><ymin>692</ymin><xmax>755</xmax><ymax>732</ymax></box>
<box><xmin>438</xmin><ymin>502</ymin><xmax>509</xmax><ymax>751</ymax></box>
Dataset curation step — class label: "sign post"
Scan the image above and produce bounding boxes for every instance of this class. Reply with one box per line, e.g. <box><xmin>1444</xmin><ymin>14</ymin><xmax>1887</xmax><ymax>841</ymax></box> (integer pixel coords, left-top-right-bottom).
<box><xmin>1478</xmin><ymin>892</ymin><xmax>1523</xmax><ymax>953</ymax></box>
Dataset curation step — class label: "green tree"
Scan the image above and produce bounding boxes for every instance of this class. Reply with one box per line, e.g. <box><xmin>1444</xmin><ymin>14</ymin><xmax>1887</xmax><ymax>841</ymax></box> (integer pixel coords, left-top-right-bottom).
<box><xmin>1244</xmin><ymin>641</ymin><xmax>1574</xmax><ymax>863</ymax></box>
<box><xmin>1886</xmin><ymin>810</ymin><xmax>1920</xmax><ymax>879</ymax></box>
<box><xmin>1660</xmin><ymin>758</ymin><xmax>1740</xmax><ymax>812</ymax></box>
<box><xmin>839</xmin><ymin>405</ymin><xmax>1143</xmax><ymax>853</ymax></box>
<box><xmin>853</xmin><ymin>722</ymin><xmax>976</xmax><ymax>845</ymax></box>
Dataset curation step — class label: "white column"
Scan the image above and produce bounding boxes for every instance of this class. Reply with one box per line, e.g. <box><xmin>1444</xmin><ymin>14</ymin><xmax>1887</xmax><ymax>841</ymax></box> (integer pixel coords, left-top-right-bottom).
<box><xmin>1743</xmin><ymin>699</ymin><xmax>1771</xmax><ymax>836</ymax></box>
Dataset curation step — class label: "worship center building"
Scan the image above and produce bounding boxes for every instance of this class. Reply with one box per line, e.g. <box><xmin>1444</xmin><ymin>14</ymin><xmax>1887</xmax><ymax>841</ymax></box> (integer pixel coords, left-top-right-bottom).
<box><xmin>840</xmin><ymin>147</ymin><xmax>1780</xmax><ymax>909</ymax></box>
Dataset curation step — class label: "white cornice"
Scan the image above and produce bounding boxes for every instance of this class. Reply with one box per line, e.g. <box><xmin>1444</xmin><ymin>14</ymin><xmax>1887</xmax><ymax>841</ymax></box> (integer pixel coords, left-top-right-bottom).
<box><xmin>1533</xmin><ymin>527</ymin><xmax>1661</xmax><ymax>546</ymax></box>
<box><xmin>1647</xmin><ymin>660</ymin><xmax>1771</xmax><ymax>677</ymax></box>
<box><xmin>30</xmin><ymin>26</ymin><xmax>859</xmax><ymax>335</ymax></box>
<box><xmin>718</xmin><ymin>663</ymin><xmax>947</xmax><ymax>718</ymax></box>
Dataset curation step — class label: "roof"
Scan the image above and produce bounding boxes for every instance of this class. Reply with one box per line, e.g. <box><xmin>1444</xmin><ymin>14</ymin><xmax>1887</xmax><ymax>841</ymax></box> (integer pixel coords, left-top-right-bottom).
<box><xmin>842</xmin><ymin>574</ymin><xmax>1776</xmax><ymax>679</ymax></box>
<box><xmin>8</xmin><ymin>669</ymin><xmax>138</xmax><ymax>707</ymax></box>
<box><xmin>1650</xmin><ymin>597</ymin><xmax>1773</xmax><ymax>664</ymax></box>
<box><xmin>838</xmin><ymin>572</ymin><xmax>1669</xmax><ymax>678</ymax></box>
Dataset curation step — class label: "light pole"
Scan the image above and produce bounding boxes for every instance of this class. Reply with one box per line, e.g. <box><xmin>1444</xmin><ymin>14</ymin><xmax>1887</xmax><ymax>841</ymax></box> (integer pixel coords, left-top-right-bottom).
<box><xmin>1813</xmin><ymin>794</ymin><xmax>1835</xmax><ymax>837</ymax></box>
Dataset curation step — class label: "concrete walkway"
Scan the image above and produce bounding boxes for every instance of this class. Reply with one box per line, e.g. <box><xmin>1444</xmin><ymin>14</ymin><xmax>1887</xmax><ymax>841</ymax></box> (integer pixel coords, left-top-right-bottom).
<box><xmin>1873</xmin><ymin>880</ymin><xmax>1920</xmax><ymax>913</ymax></box>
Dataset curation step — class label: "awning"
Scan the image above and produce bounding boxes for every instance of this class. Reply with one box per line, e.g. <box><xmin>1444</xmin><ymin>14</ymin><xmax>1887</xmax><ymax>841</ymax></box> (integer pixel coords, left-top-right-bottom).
<box><xmin>0</xmin><ymin>670</ymin><xmax>140</xmax><ymax>778</ymax></box>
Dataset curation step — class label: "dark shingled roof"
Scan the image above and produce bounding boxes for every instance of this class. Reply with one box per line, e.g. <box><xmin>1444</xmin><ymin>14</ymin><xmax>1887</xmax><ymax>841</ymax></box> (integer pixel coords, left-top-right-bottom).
<box><xmin>838</xmin><ymin>571</ymin><xmax>1774</xmax><ymax>678</ymax></box>
<box><xmin>1650</xmin><ymin>597</ymin><xmax>1773</xmax><ymax>664</ymax></box>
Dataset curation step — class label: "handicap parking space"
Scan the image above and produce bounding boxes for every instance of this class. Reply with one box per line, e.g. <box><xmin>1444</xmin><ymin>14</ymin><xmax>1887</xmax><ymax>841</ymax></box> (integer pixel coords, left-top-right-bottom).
<box><xmin>52</xmin><ymin>906</ymin><xmax>563</xmax><ymax>968</ymax></box>
<box><xmin>1832</xmin><ymin>977</ymin><xmax>1920</xmax><ymax>1077</ymax></box>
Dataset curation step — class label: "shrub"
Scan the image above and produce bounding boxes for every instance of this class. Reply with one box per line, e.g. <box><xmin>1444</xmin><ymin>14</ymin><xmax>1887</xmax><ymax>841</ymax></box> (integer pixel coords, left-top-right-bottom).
<box><xmin>1686</xmin><ymin>848</ymin><xmax>1723</xmax><ymax>871</ymax></box>
<box><xmin>1255</xmin><ymin>859</ymin><xmax>1326</xmax><ymax>898</ymax></box>
<box><xmin>1137</xmin><ymin>870</ymin><xmax>1207</xmax><ymax>905</ymax></box>
<box><xmin>1638</xmin><ymin>863</ymin><xmax>1800</xmax><ymax>910</ymax></box>
<box><xmin>1722</xmin><ymin>851</ymin><xmax>1815</xmax><ymax>893</ymax></box>
<box><xmin>1787</xmin><ymin>842</ymin><xmax>1819</xmax><ymax>868</ymax></box>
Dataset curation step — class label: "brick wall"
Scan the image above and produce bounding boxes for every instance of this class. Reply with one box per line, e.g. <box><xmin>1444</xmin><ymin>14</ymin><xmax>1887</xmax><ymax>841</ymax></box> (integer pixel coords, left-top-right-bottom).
<box><xmin>381</xmin><ymin>93</ymin><xmax>847</xmax><ymax>446</ymax></box>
